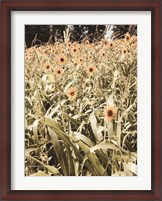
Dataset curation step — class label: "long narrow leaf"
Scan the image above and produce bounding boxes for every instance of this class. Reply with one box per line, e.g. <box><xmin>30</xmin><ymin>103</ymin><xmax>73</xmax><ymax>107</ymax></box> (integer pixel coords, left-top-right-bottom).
<box><xmin>48</xmin><ymin>127</ymin><xmax>68</xmax><ymax>176</ymax></box>
<box><xmin>45</xmin><ymin>116</ymin><xmax>98</xmax><ymax>175</ymax></box>
<box><xmin>26</xmin><ymin>155</ymin><xmax>61</xmax><ymax>175</ymax></box>
<box><xmin>69</xmin><ymin>135</ymin><xmax>107</xmax><ymax>176</ymax></box>
<box><xmin>45</xmin><ymin>116</ymin><xmax>106</xmax><ymax>175</ymax></box>
<box><xmin>32</xmin><ymin>120</ymin><xmax>40</xmax><ymax>150</ymax></box>
<box><xmin>90</xmin><ymin>141</ymin><xmax>119</xmax><ymax>153</ymax></box>
<box><xmin>89</xmin><ymin>112</ymin><xmax>102</xmax><ymax>142</ymax></box>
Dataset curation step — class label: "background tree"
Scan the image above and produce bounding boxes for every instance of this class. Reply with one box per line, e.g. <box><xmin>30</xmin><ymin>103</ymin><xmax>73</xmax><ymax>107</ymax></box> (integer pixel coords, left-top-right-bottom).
<box><xmin>111</xmin><ymin>25</ymin><xmax>137</xmax><ymax>39</ymax></box>
<box><xmin>25</xmin><ymin>25</ymin><xmax>106</xmax><ymax>48</ymax></box>
<box><xmin>25</xmin><ymin>25</ymin><xmax>137</xmax><ymax>48</ymax></box>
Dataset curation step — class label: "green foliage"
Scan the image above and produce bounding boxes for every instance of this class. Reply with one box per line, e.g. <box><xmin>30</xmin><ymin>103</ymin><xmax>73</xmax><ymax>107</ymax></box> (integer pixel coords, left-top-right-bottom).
<box><xmin>25</xmin><ymin>32</ymin><xmax>137</xmax><ymax>176</ymax></box>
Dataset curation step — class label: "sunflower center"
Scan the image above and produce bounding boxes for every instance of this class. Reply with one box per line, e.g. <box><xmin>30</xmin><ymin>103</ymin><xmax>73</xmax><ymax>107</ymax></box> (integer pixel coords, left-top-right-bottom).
<box><xmin>126</xmin><ymin>36</ymin><xmax>130</xmax><ymax>40</ymax></box>
<box><xmin>74</xmin><ymin>49</ymin><xmax>76</xmax><ymax>52</ymax></box>
<box><xmin>60</xmin><ymin>58</ymin><xmax>64</xmax><ymax>62</ymax></box>
<box><xmin>89</xmin><ymin>68</ymin><xmax>93</xmax><ymax>72</ymax></box>
<box><xmin>70</xmin><ymin>91</ymin><xmax>75</xmax><ymax>96</ymax></box>
<box><xmin>46</xmin><ymin>65</ymin><xmax>50</xmax><ymax>69</ymax></box>
<box><xmin>107</xmin><ymin>110</ymin><xmax>113</xmax><ymax>117</ymax></box>
<box><xmin>123</xmin><ymin>50</ymin><xmax>126</xmax><ymax>53</ymax></box>
<box><xmin>57</xmin><ymin>70</ymin><xmax>61</xmax><ymax>74</ymax></box>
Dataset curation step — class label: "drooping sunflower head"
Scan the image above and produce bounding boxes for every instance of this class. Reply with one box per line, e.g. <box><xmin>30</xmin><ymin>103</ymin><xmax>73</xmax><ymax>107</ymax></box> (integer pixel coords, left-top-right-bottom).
<box><xmin>54</xmin><ymin>66</ymin><xmax>64</xmax><ymax>78</ymax></box>
<box><xmin>103</xmin><ymin>105</ymin><xmax>118</xmax><ymax>122</ymax></box>
<box><xmin>66</xmin><ymin>87</ymin><xmax>77</xmax><ymax>101</ymax></box>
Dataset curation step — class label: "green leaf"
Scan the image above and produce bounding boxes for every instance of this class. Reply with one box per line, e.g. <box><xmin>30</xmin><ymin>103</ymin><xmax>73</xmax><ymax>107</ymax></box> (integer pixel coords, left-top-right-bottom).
<box><xmin>25</xmin><ymin>148</ymin><xmax>38</xmax><ymax>156</ymax></box>
<box><xmin>48</xmin><ymin>127</ymin><xmax>68</xmax><ymax>176</ymax></box>
<box><xmin>73</xmin><ymin>132</ymin><xmax>95</xmax><ymax>147</ymax></box>
<box><xmin>32</xmin><ymin>120</ymin><xmax>40</xmax><ymax>149</ymax></box>
<box><xmin>125</xmin><ymin>162</ymin><xmax>137</xmax><ymax>175</ymax></box>
<box><xmin>63</xmin><ymin>113</ymin><xmax>80</xmax><ymax>127</ymax></box>
<box><xmin>64</xmin><ymin>80</ymin><xmax>74</xmax><ymax>93</ymax></box>
<box><xmin>112</xmin><ymin>171</ymin><xmax>127</xmax><ymax>176</ymax></box>
<box><xmin>30</xmin><ymin>171</ymin><xmax>49</xmax><ymax>176</ymax></box>
<box><xmin>89</xmin><ymin>112</ymin><xmax>102</xmax><ymax>142</ymax></box>
<box><xmin>45</xmin><ymin>116</ymin><xmax>106</xmax><ymax>176</ymax></box>
<box><xmin>26</xmin><ymin>155</ymin><xmax>61</xmax><ymax>175</ymax></box>
<box><xmin>90</xmin><ymin>141</ymin><xmax>119</xmax><ymax>153</ymax></box>
<box><xmin>46</xmin><ymin>165</ymin><xmax>61</xmax><ymax>176</ymax></box>
<box><xmin>46</xmin><ymin>99</ymin><xmax>67</xmax><ymax>117</ymax></box>
<box><xmin>69</xmin><ymin>134</ymin><xmax>107</xmax><ymax>176</ymax></box>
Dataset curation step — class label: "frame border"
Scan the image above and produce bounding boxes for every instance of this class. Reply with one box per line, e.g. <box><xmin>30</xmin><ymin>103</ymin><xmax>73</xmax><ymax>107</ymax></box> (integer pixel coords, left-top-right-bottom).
<box><xmin>0</xmin><ymin>0</ymin><xmax>161</xmax><ymax>200</ymax></box>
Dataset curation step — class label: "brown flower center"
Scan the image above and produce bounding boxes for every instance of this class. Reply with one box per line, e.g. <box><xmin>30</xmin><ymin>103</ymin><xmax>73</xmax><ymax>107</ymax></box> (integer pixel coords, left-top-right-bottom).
<box><xmin>70</xmin><ymin>91</ymin><xmax>75</xmax><ymax>96</ymax></box>
<box><xmin>57</xmin><ymin>70</ymin><xmax>61</xmax><ymax>74</ymax></box>
<box><xmin>107</xmin><ymin>110</ymin><xmax>113</xmax><ymax>117</ymax></box>
<box><xmin>73</xmin><ymin>49</ymin><xmax>77</xmax><ymax>52</ymax></box>
<box><xmin>60</xmin><ymin>58</ymin><xmax>64</xmax><ymax>62</ymax></box>
<box><xmin>46</xmin><ymin>65</ymin><xmax>50</xmax><ymax>69</ymax></box>
<box><xmin>126</xmin><ymin>36</ymin><xmax>130</xmax><ymax>40</ymax></box>
<box><xmin>89</xmin><ymin>68</ymin><xmax>93</xmax><ymax>72</ymax></box>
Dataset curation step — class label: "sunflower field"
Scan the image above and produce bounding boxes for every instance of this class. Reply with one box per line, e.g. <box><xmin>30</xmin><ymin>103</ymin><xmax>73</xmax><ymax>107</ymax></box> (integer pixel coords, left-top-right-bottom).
<box><xmin>25</xmin><ymin>29</ymin><xmax>137</xmax><ymax>176</ymax></box>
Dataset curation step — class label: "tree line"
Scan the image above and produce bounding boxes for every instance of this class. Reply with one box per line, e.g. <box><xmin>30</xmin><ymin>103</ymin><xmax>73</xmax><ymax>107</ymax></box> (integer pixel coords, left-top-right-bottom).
<box><xmin>25</xmin><ymin>25</ymin><xmax>137</xmax><ymax>48</ymax></box>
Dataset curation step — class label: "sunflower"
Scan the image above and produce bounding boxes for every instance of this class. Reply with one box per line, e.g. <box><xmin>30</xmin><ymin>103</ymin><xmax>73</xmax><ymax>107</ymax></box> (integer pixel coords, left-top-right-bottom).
<box><xmin>109</xmin><ymin>41</ymin><xmax>114</xmax><ymax>49</ymax></box>
<box><xmin>87</xmin><ymin>53</ymin><xmax>94</xmax><ymax>61</ymax></box>
<box><xmin>121</xmin><ymin>47</ymin><xmax>128</xmax><ymax>56</ymax></box>
<box><xmin>66</xmin><ymin>87</ymin><xmax>77</xmax><ymax>101</ymax></box>
<box><xmin>43</xmin><ymin>62</ymin><xmax>52</xmax><ymax>72</ymax></box>
<box><xmin>84</xmin><ymin>40</ymin><xmax>90</xmax><ymax>45</ymax></box>
<box><xmin>55</xmin><ymin>42</ymin><xmax>61</xmax><ymax>48</ymax></box>
<box><xmin>124</xmin><ymin>32</ymin><xmax>130</xmax><ymax>43</ymax></box>
<box><xmin>77</xmin><ymin>55</ymin><xmax>84</xmax><ymax>65</ymax></box>
<box><xmin>103</xmin><ymin>105</ymin><xmax>118</xmax><ymax>122</ymax></box>
<box><xmin>57</xmin><ymin>54</ymin><xmax>67</xmax><ymax>65</ymax></box>
<box><xmin>100</xmin><ymin>50</ymin><xmax>107</xmax><ymax>58</ymax></box>
<box><xmin>67</xmin><ymin>42</ymin><xmax>72</xmax><ymax>49</ymax></box>
<box><xmin>86</xmin><ymin>65</ymin><xmax>96</xmax><ymax>76</ymax></box>
<box><xmin>70</xmin><ymin>45</ymin><xmax>79</xmax><ymax>55</ymax></box>
<box><xmin>54</xmin><ymin>66</ymin><xmax>64</xmax><ymax>78</ymax></box>
<box><xmin>131</xmin><ymin>36</ymin><xmax>137</xmax><ymax>48</ymax></box>
<box><xmin>104</xmin><ymin>40</ymin><xmax>109</xmax><ymax>46</ymax></box>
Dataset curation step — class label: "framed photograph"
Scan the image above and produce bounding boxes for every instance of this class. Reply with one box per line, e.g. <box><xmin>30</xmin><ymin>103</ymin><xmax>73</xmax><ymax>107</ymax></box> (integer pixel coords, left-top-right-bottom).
<box><xmin>0</xmin><ymin>0</ymin><xmax>161</xmax><ymax>200</ymax></box>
